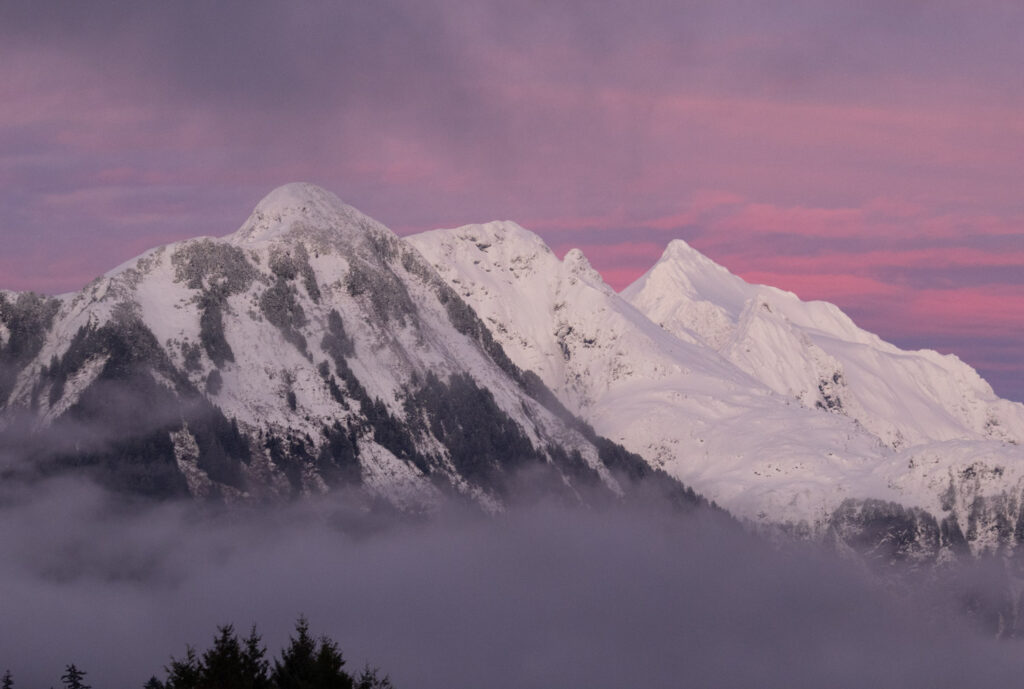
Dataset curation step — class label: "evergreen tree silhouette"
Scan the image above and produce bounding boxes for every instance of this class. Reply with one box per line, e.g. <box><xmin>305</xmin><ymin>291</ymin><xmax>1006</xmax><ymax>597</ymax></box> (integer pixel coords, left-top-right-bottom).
<box><xmin>200</xmin><ymin>625</ymin><xmax>245</xmax><ymax>689</ymax></box>
<box><xmin>60</xmin><ymin>665</ymin><xmax>90</xmax><ymax>689</ymax></box>
<box><xmin>165</xmin><ymin>646</ymin><xmax>201</xmax><ymax>689</ymax></box>
<box><xmin>353</xmin><ymin>666</ymin><xmax>394</xmax><ymax>689</ymax></box>
<box><xmin>271</xmin><ymin>617</ymin><xmax>353</xmax><ymax>689</ymax></box>
<box><xmin>241</xmin><ymin>626</ymin><xmax>272</xmax><ymax>689</ymax></box>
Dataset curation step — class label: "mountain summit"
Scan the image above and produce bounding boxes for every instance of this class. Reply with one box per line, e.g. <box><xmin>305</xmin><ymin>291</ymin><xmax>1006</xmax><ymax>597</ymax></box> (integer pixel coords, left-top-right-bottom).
<box><xmin>230</xmin><ymin>182</ymin><xmax>373</xmax><ymax>247</ymax></box>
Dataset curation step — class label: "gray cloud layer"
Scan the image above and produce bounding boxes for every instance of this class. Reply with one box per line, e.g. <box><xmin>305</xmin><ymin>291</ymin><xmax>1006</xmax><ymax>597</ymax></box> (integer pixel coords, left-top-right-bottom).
<box><xmin>1</xmin><ymin>478</ymin><xmax>1023</xmax><ymax>689</ymax></box>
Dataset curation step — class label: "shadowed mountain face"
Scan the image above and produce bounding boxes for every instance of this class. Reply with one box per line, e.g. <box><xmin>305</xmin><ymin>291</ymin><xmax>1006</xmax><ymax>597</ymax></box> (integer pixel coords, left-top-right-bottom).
<box><xmin>0</xmin><ymin>184</ymin><xmax>701</xmax><ymax>515</ymax></box>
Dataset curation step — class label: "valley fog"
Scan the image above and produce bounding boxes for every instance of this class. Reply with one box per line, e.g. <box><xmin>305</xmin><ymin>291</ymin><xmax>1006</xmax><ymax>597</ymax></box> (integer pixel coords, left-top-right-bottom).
<box><xmin>1</xmin><ymin>478</ymin><xmax>1023</xmax><ymax>689</ymax></box>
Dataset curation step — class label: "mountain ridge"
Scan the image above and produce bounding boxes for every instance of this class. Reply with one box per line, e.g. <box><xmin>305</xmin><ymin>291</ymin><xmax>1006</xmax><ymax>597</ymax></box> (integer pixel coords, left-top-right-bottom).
<box><xmin>1</xmin><ymin>183</ymin><xmax>705</xmax><ymax>516</ymax></box>
<box><xmin>624</xmin><ymin>235</ymin><xmax>1023</xmax><ymax>446</ymax></box>
<box><xmin>409</xmin><ymin>214</ymin><xmax>1024</xmax><ymax>558</ymax></box>
<box><xmin>2</xmin><ymin>183</ymin><xmax>1023</xmax><ymax>571</ymax></box>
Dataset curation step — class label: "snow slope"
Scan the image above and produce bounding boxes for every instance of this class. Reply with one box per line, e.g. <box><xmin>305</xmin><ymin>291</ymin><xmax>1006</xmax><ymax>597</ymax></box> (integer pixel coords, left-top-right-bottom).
<box><xmin>410</xmin><ymin>224</ymin><xmax>1024</xmax><ymax>535</ymax></box>
<box><xmin>624</xmin><ymin>239</ymin><xmax>1024</xmax><ymax>448</ymax></box>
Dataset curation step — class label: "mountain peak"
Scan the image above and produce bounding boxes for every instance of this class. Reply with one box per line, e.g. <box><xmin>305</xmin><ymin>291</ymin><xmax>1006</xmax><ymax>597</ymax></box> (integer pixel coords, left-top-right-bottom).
<box><xmin>659</xmin><ymin>238</ymin><xmax>729</xmax><ymax>274</ymax></box>
<box><xmin>406</xmin><ymin>220</ymin><xmax>556</xmax><ymax>277</ymax></box>
<box><xmin>456</xmin><ymin>220</ymin><xmax>552</xmax><ymax>253</ymax></box>
<box><xmin>563</xmin><ymin>248</ymin><xmax>605</xmax><ymax>287</ymax></box>
<box><xmin>229</xmin><ymin>183</ymin><xmax>361</xmax><ymax>246</ymax></box>
<box><xmin>256</xmin><ymin>182</ymin><xmax>346</xmax><ymax>217</ymax></box>
<box><xmin>622</xmin><ymin>237</ymin><xmax>749</xmax><ymax>315</ymax></box>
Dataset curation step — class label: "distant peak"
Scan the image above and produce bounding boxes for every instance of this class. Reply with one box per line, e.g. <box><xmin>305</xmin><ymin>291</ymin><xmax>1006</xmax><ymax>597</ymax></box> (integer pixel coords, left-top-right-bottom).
<box><xmin>660</xmin><ymin>238</ymin><xmax>721</xmax><ymax>269</ymax></box>
<box><xmin>645</xmin><ymin>238</ymin><xmax>738</xmax><ymax>285</ymax></box>
<box><xmin>621</xmin><ymin>237</ymin><xmax>748</xmax><ymax>310</ymax></box>
<box><xmin>666</xmin><ymin>237</ymin><xmax>697</xmax><ymax>252</ymax></box>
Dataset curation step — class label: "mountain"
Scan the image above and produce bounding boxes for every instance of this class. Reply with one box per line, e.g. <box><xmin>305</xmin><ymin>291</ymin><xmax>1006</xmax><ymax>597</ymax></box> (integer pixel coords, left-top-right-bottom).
<box><xmin>408</xmin><ymin>223</ymin><xmax>889</xmax><ymax>524</ymax></box>
<box><xmin>0</xmin><ymin>184</ymin><xmax>697</xmax><ymax>512</ymax></box>
<box><xmin>408</xmin><ymin>221</ymin><xmax>1024</xmax><ymax>561</ymax></box>
<box><xmin>5</xmin><ymin>182</ymin><xmax>1024</xmax><ymax>572</ymax></box>
<box><xmin>624</xmin><ymin>239</ymin><xmax>1024</xmax><ymax>448</ymax></box>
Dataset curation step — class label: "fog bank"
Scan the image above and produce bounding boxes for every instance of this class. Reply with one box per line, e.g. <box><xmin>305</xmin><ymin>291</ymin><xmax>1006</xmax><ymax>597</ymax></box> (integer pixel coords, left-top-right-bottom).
<box><xmin>0</xmin><ymin>478</ymin><xmax>1022</xmax><ymax>688</ymax></box>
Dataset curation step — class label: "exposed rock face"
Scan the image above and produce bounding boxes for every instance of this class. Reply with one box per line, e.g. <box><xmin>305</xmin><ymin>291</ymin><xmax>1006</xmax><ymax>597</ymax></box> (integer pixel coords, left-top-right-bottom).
<box><xmin>0</xmin><ymin>184</ymin><xmax>699</xmax><ymax>513</ymax></box>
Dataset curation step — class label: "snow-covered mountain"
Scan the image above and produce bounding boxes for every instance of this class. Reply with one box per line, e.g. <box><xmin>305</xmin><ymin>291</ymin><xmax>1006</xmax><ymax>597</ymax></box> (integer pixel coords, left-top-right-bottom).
<box><xmin>409</xmin><ymin>221</ymin><xmax>1024</xmax><ymax>559</ymax></box>
<box><xmin>3</xmin><ymin>182</ymin><xmax>1024</xmax><ymax>569</ymax></box>
<box><xmin>0</xmin><ymin>184</ymin><xmax>695</xmax><ymax>513</ymax></box>
<box><xmin>624</xmin><ymin>239</ymin><xmax>1024</xmax><ymax>449</ymax></box>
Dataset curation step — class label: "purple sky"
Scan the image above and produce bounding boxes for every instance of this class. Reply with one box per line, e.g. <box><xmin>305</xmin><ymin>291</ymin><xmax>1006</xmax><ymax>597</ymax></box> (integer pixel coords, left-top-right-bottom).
<box><xmin>2</xmin><ymin>1</ymin><xmax>1022</xmax><ymax>401</ymax></box>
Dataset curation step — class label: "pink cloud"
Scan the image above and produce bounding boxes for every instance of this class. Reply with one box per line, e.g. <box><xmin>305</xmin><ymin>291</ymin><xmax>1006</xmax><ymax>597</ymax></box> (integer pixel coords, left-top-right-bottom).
<box><xmin>0</xmin><ymin>253</ymin><xmax>104</xmax><ymax>295</ymax></box>
<box><xmin>732</xmin><ymin>270</ymin><xmax>1024</xmax><ymax>340</ymax></box>
<box><xmin>3</xmin><ymin>6</ymin><xmax>1023</xmax><ymax>399</ymax></box>
<box><xmin>907</xmin><ymin>287</ymin><xmax>1024</xmax><ymax>337</ymax></box>
<box><xmin>722</xmin><ymin>248</ymin><xmax>1024</xmax><ymax>276</ymax></box>
<box><xmin>736</xmin><ymin>271</ymin><xmax>901</xmax><ymax>303</ymax></box>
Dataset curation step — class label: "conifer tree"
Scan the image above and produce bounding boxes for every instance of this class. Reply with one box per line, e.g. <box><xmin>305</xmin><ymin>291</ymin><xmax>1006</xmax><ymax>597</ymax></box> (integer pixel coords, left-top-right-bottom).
<box><xmin>2</xmin><ymin>669</ymin><xmax>12</xmax><ymax>689</ymax></box>
<box><xmin>165</xmin><ymin>646</ymin><xmax>201</xmax><ymax>689</ymax></box>
<box><xmin>200</xmin><ymin>625</ymin><xmax>246</xmax><ymax>689</ymax></box>
<box><xmin>271</xmin><ymin>617</ymin><xmax>316</xmax><ymax>689</ymax></box>
<box><xmin>241</xmin><ymin>626</ymin><xmax>272</xmax><ymax>689</ymax></box>
<box><xmin>271</xmin><ymin>617</ymin><xmax>353</xmax><ymax>689</ymax></box>
<box><xmin>149</xmin><ymin>618</ymin><xmax>391</xmax><ymax>689</ymax></box>
<box><xmin>60</xmin><ymin>664</ymin><xmax>90</xmax><ymax>689</ymax></box>
<box><xmin>194</xmin><ymin>624</ymin><xmax>271</xmax><ymax>689</ymax></box>
<box><xmin>354</xmin><ymin>666</ymin><xmax>394</xmax><ymax>689</ymax></box>
<box><xmin>312</xmin><ymin>639</ymin><xmax>349</xmax><ymax>689</ymax></box>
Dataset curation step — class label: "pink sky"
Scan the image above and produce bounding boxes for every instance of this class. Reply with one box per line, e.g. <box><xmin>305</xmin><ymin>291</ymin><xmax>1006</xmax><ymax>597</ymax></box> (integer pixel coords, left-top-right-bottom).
<box><xmin>1</xmin><ymin>1</ymin><xmax>1022</xmax><ymax>401</ymax></box>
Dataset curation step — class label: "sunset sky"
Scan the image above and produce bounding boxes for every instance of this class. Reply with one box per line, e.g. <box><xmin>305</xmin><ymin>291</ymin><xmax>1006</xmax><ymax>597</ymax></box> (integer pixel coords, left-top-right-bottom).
<box><xmin>2</xmin><ymin>1</ymin><xmax>1022</xmax><ymax>401</ymax></box>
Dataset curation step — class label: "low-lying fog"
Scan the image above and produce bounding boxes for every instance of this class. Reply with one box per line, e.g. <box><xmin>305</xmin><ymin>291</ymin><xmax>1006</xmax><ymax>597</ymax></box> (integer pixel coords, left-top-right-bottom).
<box><xmin>1</xmin><ymin>477</ymin><xmax>1022</xmax><ymax>689</ymax></box>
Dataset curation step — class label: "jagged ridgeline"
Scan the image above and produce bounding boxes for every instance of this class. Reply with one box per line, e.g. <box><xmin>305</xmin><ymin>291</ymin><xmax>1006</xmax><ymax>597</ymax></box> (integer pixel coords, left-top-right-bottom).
<box><xmin>0</xmin><ymin>184</ymin><xmax>707</xmax><ymax>512</ymax></box>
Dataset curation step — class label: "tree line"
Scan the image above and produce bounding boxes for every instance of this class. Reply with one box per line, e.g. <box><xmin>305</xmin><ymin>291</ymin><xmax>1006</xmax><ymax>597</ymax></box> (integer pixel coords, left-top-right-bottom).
<box><xmin>2</xmin><ymin>618</ymin><xmax>393</xmax><ymax>689</ymax></box>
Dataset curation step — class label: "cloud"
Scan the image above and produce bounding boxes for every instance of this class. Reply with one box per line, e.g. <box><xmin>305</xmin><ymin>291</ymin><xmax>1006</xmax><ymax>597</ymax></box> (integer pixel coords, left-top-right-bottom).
<box><xmin>0</xmin><ymin>0</ymin><xmax>1020</xmax><ymax>404</ymax></box>
<box><xmin>531</xmin><ymin>192</ymin><xmax>1022</xmax><ymax>401</ymax></box>
<box><xmin>1</xmin><ymin>477</ymin><xmax>1024</xmax><ymax>689</ymax></box>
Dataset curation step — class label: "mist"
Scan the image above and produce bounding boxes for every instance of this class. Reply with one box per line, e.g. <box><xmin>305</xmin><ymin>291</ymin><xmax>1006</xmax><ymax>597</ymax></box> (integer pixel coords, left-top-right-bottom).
<box><xmin>1</xmin><ymin>477</ymin><xmax>1023</xmax><ymax>689</ymax></box>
